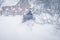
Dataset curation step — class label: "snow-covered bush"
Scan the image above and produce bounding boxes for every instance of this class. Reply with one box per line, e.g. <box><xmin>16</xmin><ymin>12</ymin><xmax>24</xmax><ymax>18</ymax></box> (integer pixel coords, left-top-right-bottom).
<box><xmin>28</xmin><ymin>0</ymin><xmax>60</xmax><ymax>25</ymax></box>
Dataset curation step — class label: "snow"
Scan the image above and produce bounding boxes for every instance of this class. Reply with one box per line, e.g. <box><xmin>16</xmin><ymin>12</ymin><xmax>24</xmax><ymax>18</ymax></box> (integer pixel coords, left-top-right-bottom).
<box><xmin>1</xmin><ymin>0</ymin><xmax>19</xmax><ymax>6</ymax></box>
<box><xmin>0</xmin><ymin>16</ymin><xmax>60</xmax><ymax>40</ymax></box>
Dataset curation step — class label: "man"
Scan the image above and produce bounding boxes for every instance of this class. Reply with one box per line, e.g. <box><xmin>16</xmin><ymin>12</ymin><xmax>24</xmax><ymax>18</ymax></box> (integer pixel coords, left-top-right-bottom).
<box><xmin>22</xmin><ymin>10</ymin><xmax>35</xmax><ymax>23</ymax></box>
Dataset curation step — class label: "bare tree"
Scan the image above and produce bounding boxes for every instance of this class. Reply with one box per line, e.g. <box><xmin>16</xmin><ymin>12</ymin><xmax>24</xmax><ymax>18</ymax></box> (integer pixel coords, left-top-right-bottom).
<box><xmin>0</xmin><ymin>0</ymin><xmax>4</xmax><ymax>6</ymax></box>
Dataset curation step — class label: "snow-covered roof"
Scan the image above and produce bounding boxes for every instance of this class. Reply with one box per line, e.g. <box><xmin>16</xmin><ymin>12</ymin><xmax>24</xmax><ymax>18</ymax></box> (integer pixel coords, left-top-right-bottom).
<box><xmin>1</xmin><ymin>0</ymin><xmax>19</xmax><ymax>7</ymax></box>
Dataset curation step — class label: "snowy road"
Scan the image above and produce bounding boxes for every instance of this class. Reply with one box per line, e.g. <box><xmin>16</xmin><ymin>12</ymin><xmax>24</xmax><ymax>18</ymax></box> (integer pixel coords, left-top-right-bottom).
<box><xmin>0</xmin><ymin>16</ymin><xmax>60</xmax><ymax>40</ymax></box>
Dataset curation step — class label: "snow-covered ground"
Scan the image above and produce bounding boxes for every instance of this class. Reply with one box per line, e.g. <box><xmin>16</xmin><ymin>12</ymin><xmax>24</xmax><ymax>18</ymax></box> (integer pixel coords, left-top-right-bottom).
<box><xmin>0</xmin><ymin>15</ymin><xmax>60</xmax><ymax>40</ymax></box>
